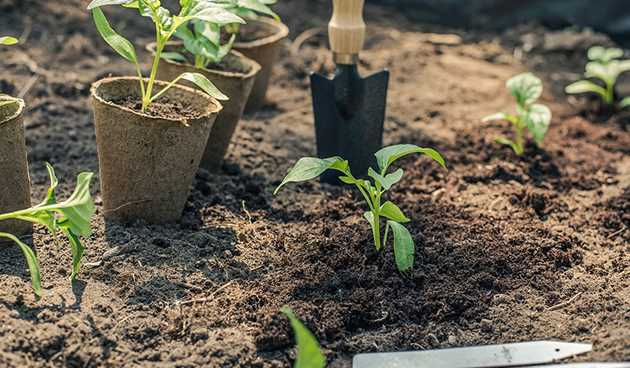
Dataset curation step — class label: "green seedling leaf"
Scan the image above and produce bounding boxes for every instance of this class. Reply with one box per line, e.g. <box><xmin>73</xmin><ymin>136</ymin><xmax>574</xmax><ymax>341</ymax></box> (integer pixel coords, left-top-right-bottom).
<box><xmin>524</xmin><ymin>103</ymin><xmax>551</xmax><ymax>145</ymax></box>
<box><xmin>0</xmin><ymin>232</ymin><xmax>42</xmax><ymax>299</ymax></box>
<box><xmin>275</xmin><ymin>157</ymin><xmax>347</xmax><ymax>194</ymax></box>
<box><xmin>387</xmin><ymin>221</ymin><xmax>414</xmax><ymax>272</ymax></box>
<box><xmin>506</xmin><ymin>72</ymin><xmax>543</xmax><ymax>107</ymax></box>
<box><xmin>62</xmin><ymin>228</ymin><xmax>85</xmax><ymax>280</ymax></box>
<box><xmin>92</xmin><ymin>7</ymin><xmax>138</xmax><ymax>63</ymax></box>
<box><xmin>380</xmin><ymin>201</ymin><xmax>410</xmax><ymax>223</ymax></box>
<box><xmin>238</xmin><ymin>0</ymin><xmax>279</xmax><ymax>19</ymax></box>
<box><xmin>565</xmin><ymin>80</ymin><xmax>607</xmax><ymax>98</ymax></box>
<box><xmin>179</xmin><ymin>72</ymin><xmax>228</xmax><ymax>100</ymax></box>
<box><xmin>281</xmin><ymin>307</ymin><xmax>326</xmax><ymax>368</ymax></box>
<box><xmin>588</xmin><ymin>46</ymin><xmax>623</xmax><ymax>64</ymax></box>
<box><xmin>0</xmin><ymin>36</ymin><xmax>18</xmax><ymax>45</ymax></box>
<box><xmin>620</xmin><ymin>97</ymin><xmax>630</xmax><ymax>109</ymax></box>
<box><xmin>87</xmin><ymin>0</ymin><xmax>136</xmax><ymax>9</ymax></box>
<box><xmin>375</xmin><ymin>144</ymin><xmax>446</xmax><ymax>173</ymax></box>
<box><xmin>161</xmin><ymin>51</ymin><xmax>188</xmax><ymax>63</ymax></box>
<box><xmin>368</xmin><ymin>167</ymin><xmax>403</xmax><ymax>190</ymax></box>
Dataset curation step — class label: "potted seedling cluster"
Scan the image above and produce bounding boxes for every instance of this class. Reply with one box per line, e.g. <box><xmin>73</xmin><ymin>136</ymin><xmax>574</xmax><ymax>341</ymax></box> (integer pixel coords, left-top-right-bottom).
<box><xmin>148</xmin><ymin>1</ymin><xmax>263</xmax><ymax>171</ymax></box>
<box><xmin>88</xmin><ymin>0</ymin><xmax>236</xmax><ymax>223</ymax></box>
<box><xmin>565</xmin><ymin>46</ymin><xmax>630</xmax><ymax>115</ymax></box>
<box><xmin>483</xmin><ymin>73</ymin><xmax>551</xmax><ymax>156</ymax></box>
<box><xmin>0</xmin><ymin>36</ymin><xmax>31</xmax><ymax>238</ymax></box>
<box><xmin>275</xmin><ymin>144</ymin><xmax>446</xmax><ymax>272</ymax></box>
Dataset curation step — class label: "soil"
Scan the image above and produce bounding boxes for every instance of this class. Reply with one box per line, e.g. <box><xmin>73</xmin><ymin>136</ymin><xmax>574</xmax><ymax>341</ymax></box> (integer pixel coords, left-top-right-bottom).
<box><xmin>111</xmin><ymin>95</ymin><xmax>203</xmax><ymax>120</ymax></box>
<box><xmin>0</xmin><ymin>1</ymin><xmax>629</xmax><ymax>367</ymax></box>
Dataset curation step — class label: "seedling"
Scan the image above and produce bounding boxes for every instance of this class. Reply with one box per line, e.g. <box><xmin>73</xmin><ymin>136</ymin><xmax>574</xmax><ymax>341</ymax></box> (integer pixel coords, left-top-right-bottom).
<box><xmin>274</xmin><ymin>144</ymin><xmax>446</xmax><ymax>272</ymax></box>
<box><xmin>483</xmin><ymin>73</ymin><xmax>551</xmax><ymax>156</ymax></box>
<box><xmin>281</xmin><ymin>307</ymin><xmax>326</xmax><ymax>368</ymax></box>
<box><xmin>87</xmin><ymin>0</ymin><xmax>239</xmax><ymax>112</ymax></box>
<box><xmin>565</xmin><ymin>46</ymin><xmax>630</xmax><ymax>108</ymax></box>
<box><xmin>0</xmin><ymin>36</ymin><xmax>20</xmax><ymax>108</ymax></box>
<box><xmin>168</xmin><ymin>0</ymin><xmax>279</xmax><ymax>68</ymax></box>
<box><xmin>0</xmin><ymin>164</ymin><xmax>95</xmax><ymax>299</ymax></box>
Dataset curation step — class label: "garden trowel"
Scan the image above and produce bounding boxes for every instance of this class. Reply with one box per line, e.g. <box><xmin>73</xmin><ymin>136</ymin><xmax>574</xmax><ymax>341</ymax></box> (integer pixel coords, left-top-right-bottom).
<box><xmin>311</xmin><ymin>0</ymin><xmax>389</xmax><ymax>184</ymax></box>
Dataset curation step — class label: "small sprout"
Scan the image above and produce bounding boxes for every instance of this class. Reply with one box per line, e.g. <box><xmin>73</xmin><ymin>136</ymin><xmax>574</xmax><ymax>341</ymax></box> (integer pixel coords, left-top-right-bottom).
<box><xmin>0</xmin><ymin>164</ymin><xmax>95</xmax><ymax>299</ymax></box>
<box><xmin>87</xmin><ymin>0</ymin><xmax>237</xmax><ymax>112</ymax></box>
<box><xmin>0</xmin><ymin>36</ymin><xmax>20</xmax><ymax>108</ymax></box>
<box><xmin>565</xmin><ymin>46</ymin><xmax>630</xmax><ymax>107</ymax></box>
<box><xmin>483</xmin><ymin>73</ymin><xmax>551</xmax><ymax>156</ymax></box>
<box><xmin>275</xmin><ymin>144</ymin><xmax>446</xmax><ymax>272</ymax></box>
<box><xmin>281</xmin><ymin>307</ymin><xmax>326</xmax><ymax>368</ymax></box>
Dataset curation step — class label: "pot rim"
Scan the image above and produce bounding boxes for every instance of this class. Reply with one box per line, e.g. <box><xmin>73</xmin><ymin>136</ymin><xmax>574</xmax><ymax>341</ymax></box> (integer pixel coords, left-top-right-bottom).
<box><xmin>146</xmin><ymin>42</ymin><xmax>262</xmax><ymax>80</ymax></box>
<box><xmin>233</xmin><ymin>17</ymin><xmax>289</xmax><ymax>49</ymax></box>
<box><xmin>0</xmin><ymin>96</ymin><xmax>25</xmax><ymax>126</ymax></box>
<box><xmin>90</xmin><ymin>76</ymin><xmax>223</xmax><ymax>124</ymax></box>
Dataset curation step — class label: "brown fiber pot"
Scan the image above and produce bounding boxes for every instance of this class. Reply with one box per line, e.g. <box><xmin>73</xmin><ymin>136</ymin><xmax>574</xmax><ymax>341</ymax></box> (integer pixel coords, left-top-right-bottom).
<box><xmin>150</xmin><ymin>44</ymin><xmax>261</xmax><ymax>171</ymax></box>
<box><xmin>234</xmin><ymin>17</ymin><xmax>289</xmax><ymax>113</ymax></box>
<box><xmin>0</xmin><ymin>97</ymin><xmax>31</xmax><ymax>237</ymax></box>
<box><xmin>90</xmin><ymin>77</ymin><xmax>222</xmax><ymax>224</ymax></box>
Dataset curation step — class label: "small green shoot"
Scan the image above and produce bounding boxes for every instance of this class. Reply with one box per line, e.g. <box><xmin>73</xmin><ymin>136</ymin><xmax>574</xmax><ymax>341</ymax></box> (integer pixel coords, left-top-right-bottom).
<box><xmin>0</xmin><ymin>164</ymin><xmax>95</xmax><ymax>299</ymax></box>
<box><xmin>0</xmin><ymin>36</ymin><xmax>20</xmax><ymax>109</ymax></box>
<box><xmin>281</xmin><ymin>307</ymin><xmax>326</xmax><ymax>368</ymax></box>
<box><xmin>274</xmin><ymin>144</ymin><xmax>446</xmax><ymax>272</ymax></box>
<box><xmin>168</xmin><ymin>0</ymin><xmax>279</xmax><ymax>68</ymax></box>
<box><xmin>483</xmin><ymin>73</ymin><xmax>551</xmax><ymax>156</ymax></box>
<box><xmin>87</xmin><ymin>0</ymin><xmax>236</xmax><ymax>112</ymax></box>
<box><xmin>565</xmin><ymin>46</ymin><xmax>630</xmax><ymax>108</ymax></box>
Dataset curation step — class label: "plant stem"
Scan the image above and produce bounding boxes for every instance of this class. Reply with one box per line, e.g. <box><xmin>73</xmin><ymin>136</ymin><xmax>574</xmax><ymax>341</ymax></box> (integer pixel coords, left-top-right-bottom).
<box><xmin>514</xmin><ymin>120</ymin><xmax>525</xmax><ymax>155</ymax></box>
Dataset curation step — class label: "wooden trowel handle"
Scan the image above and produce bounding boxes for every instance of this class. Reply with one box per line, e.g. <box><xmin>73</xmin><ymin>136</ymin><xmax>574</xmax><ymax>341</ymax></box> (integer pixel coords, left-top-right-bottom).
<box><xmin>329</xmin><ymin>0</ymin><xmax>365</xmax><ymax>65</ymax></box>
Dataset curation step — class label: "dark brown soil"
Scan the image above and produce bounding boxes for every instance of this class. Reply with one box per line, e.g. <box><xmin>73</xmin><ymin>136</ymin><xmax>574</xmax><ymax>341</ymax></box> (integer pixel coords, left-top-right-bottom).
<box><xmin>0</xmin><ymin>1</ymin><xmax>628</xmax><ymax>367</ymax></box>
<box><xmin>112</xmin><ymin>95</ymin><xmax>203</xmax><ymax>120</ymax></box>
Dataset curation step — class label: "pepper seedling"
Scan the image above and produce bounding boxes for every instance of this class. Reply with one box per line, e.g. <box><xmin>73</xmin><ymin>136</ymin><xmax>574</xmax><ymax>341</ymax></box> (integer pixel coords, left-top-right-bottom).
<box><xmin>281</xmin><ymin>307</ymin><xmax>326</xmax><ymax>368</ymax></box>
<box><xmin>167</xmin><ymin>0</ymin><xmax>279</xmax><ymax>68</ymax></box>
<box><xmin>483</xmin><ymin>73</ymin><xmax>551</xmax><ymax>156</ymax></box>
<box><xmin>0</xmin><ymin>164</ymin><xmax>95</xmax><ymax>299</ymax></box>
<box><xmin>274</xmin><ymin>144</ymin><xmax>446</xmax><ymax>272</ymax></box>
<box><xmin>0</xmin><ymin>36</ymin><xmax>20</xmax><ymax>109</ymax></box>
<box><xmin>565</xmin><ymin>46</ymin><xmax>630</xmax><ymax>108</ymax></box>
<box><xmin>87</xmin><ymin>0</ymin><xmax>241</xmax><ymax>112</ymax></box>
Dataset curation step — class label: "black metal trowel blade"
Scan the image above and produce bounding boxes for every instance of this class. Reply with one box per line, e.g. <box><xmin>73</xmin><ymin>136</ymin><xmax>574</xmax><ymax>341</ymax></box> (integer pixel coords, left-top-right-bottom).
<box><xmin>311</xmin><ymin>65</ymin><xmax>389</xmax><ymax>184</ymax></box>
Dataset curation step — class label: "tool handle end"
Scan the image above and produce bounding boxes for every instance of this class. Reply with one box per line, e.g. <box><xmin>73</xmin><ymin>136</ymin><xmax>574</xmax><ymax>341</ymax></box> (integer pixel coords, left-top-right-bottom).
<box><xmin>329</xmin><ymin>0</ymin><xmax>365</xmax><ymax>64</ymax></box>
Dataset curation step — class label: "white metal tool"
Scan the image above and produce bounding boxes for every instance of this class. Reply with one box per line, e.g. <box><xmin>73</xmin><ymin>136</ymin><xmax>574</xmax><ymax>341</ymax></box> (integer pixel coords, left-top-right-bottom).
<box><xmin>353</xmin><ymin>341</ymin><xmax>594</xmax><ymax>368</ymax></box>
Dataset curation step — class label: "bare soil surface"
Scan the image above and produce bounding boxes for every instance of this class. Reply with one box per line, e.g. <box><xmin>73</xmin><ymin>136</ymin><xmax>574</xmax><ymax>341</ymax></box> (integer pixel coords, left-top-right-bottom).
<box><xmin>0</xmin><ymin>1</ymin><xmax>628</xmax><ymax>367</ymax></box>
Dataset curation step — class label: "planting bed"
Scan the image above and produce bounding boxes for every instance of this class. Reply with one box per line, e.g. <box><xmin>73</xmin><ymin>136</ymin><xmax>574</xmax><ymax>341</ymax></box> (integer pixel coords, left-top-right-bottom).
<box><xmin>0</xmin><ymin>0</ymin><xmax>628</xmax><ymax>367</ymax></box>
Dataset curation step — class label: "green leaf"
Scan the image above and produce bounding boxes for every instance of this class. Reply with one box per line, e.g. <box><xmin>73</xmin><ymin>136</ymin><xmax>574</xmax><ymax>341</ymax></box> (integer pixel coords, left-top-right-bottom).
<box><xmin>281</xmin><ymin>307</ymin><xmax>326</xmax><ymax>368</ymax></box>
<box><xmin>380</xmin><ymin>201</ymin><xmax>410</xmax><ymax>223</ymax></box>
<box><xmin>0</xmin><ymin>232</ymin><xmax>42</xmax><ymax>299</ymax></box>
<box><xmin>375</xmin><ymin>144</ymin><xmax>446</xmax><ymax>173</ymax></box>
<box><xmin>274</xmin><ymin>157</ymin><xmax>347</xmax><ymax>194</ymax></box>
<box><xmin>87</xmin><ymin>0</ymin><xmax>135</xmax><ymax>9</ymax></box>
<box><xmin>92</xmin><ymin>7</ymin><xmax>138</xmax><ymax>64</ymax></box>
<box><xmin>161</xmin><ymin>51</ymin><xmax>188</xmax><ymax>63</ymax></box>
<box><xmin>238</xmin><ymin>0</ymin><xmax>279</xmax><ymax>19</ymax></box>
<box><xmin>387</xmin><ymin>221</ymin><xmax>414</xmax><ymax>272</ymax></box>
<box><xmin>588</xmin><ymin>46</ymin><xmax>623</xmax><ymax>63</ymax></box>
<box><xmin>506</xmin><ymin>72</ymin><xmax>543</xmax><ymax>107</ymax></box>
<box><xmin>49</xmin><ymin>172</ymin><xmax>96</xmax><ymax>237</ymax></box>
<box><xmin>179</xmin><ymin>72</ymin><xmax>228</xmax><ymax>100</ymax></box>
<box><xmin>0</xmin><ymin>36</ymin><xmax>18</xmax><ymax>45</ymax></box>
<box><xmin>61</xmin><ymin>228</ymin><xmax>85</xmax><ymax>280</ymax></box>
<box><xmin>565</xmin><ymin>80</ymin><xmax>607</xmax><ymax>98</ymax></box>
<box><xmin>495</xmin><ymin>136</ymin><xmax>523</xmax><ymax>155</ymax></box>
<box><xmin>524</xmin><ymin>103</ymin><xmax>551</xmax><ymax>145</ymax></box>
<box><xmin>363</xmin><ymin>210</ymin><xmax>375</xmax><ymax>226</ymax></box>
<box><xmin>339</xmin><ymin>176</ymin><xmax>359</xmax><ymax>185</ymax></box>
<box><xmin>368</xmin><ymin>167</ymin><xmax>403</xmax><ymax>190</ymax></box>
<box><xmin>482</xmin><ymin>112</ymin><xmax>507</xmax><ymax>122</ymax></box>
<box><xmin>620</xmin><ymin>97</ymin><xmax>630</xmax><ymax>109</ymax></box>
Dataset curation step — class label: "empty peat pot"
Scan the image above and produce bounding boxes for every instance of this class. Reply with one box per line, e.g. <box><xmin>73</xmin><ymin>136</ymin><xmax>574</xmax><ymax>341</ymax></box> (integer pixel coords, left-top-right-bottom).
<box><xmin>90</xmin><ymin>77</ymin><xmax>222</xmax><ymax>223</ymax></box>
<box><xmin>0</xmin><ymin>97</ymin><xmax>31</xmax><ymax>237</ymax></box>
<box><xmin>149</xmin><ymin>43</ymin><xmax>261</xmax><ymax>172</ymax></box>
<box><xmin>234</xmin><ymin>17</ymin><xmax>289</xmax><ymax>112</ymax></box>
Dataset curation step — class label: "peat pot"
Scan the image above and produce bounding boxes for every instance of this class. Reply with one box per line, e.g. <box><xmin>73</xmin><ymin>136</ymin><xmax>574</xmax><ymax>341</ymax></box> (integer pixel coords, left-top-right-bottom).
<box><xmin>150</xmin><ymin>43</ymin><xmax>261</xmax><ymax>171</ymax></box>
<box><xmin>90</xmin><ymin>77</ymin><xmax>222</xmax><ymax>223</ymax></box>
<box><xmin>234</xmin><ymin>17</ymin><xmax>289</xmax><ymax>113</ymax></box>
<box><xmin>0</xmin><ymin>97</ymin><xmax>31</xmax><ymax>237</ymax></box>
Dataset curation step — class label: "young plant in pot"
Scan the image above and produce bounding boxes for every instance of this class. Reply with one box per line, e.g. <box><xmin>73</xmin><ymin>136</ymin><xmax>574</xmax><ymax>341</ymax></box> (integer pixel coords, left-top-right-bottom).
<box><xmin>0</xmin><ymin>36</ymin><xmax>31</xmax><ymax>239</ymax></box>
<box><xmin>148</xmin><ymin>13</ymin><xmax>262</xmax><ymax>172</ymax></box>
<box><xmin>275</xmin><ymin>144</ymin><xmax>446</xmax><ymax>272</ymax></box>
<box><xmin>0</xmin><ymin>164</ymin><xmax>96</xmax><ymax>300</ymax></box>
<box><xmin>483</xmin><ymin>73</ymin><xmax>551</xmax><ymax>156</ymax></box>
<box><xmin>217</xmin><ymin>0</ymin><xmax>288</xmax><ymax>112</ymax></box>
<box><xmin>87</xmin><ymin>0</ymin><xmax>239</xmax><ymax>223</ymax></box>
<box><xmin>565</xmin><ymin>46</ymin><xmax>630</xmax><ymax>117</ymax></box>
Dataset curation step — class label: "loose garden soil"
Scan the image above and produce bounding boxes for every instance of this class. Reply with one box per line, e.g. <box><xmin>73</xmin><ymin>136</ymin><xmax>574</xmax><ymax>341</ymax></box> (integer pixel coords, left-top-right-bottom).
<box><xmin>0</xmin><ymin>1</ymin><xmax>628</xmax><ymax>367</ymax></box>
